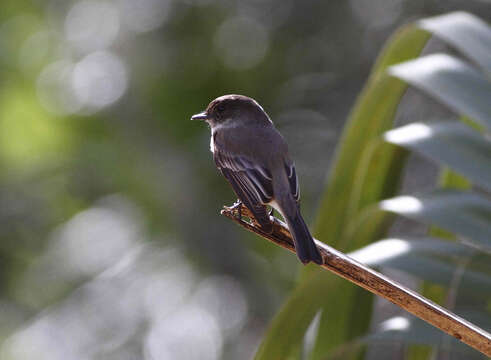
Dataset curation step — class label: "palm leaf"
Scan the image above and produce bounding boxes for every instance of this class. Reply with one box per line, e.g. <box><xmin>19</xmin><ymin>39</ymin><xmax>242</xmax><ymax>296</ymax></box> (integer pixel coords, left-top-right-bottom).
<box><xmin>255</xmin><ymin>12</ymin><xmax>491</xmax><ymax>360</ymax></box>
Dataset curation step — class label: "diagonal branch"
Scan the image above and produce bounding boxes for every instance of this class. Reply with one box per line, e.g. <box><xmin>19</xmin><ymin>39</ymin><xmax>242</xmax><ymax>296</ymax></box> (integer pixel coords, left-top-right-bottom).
<box><xmin>221</xmin><ymin>203</ymin><xmax>491</xmax><ymax>357</ymax></box>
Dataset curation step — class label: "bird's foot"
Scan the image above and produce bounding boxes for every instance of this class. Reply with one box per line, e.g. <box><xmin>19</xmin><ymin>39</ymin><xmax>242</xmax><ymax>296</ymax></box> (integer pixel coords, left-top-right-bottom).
<box><xmin>224</xmin><ymin>199</ymin><xmax>243</xmax><ymax>220</ymax></box>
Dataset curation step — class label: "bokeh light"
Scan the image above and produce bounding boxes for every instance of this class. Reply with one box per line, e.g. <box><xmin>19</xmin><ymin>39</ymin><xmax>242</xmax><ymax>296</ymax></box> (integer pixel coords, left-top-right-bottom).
<box><xmin>72</xmin><ymin>51</ymin><xmax>128</xmax><ymax>112</ymax></box>
<box><xmin>214</xmin><ymin>17</ymin><xmax>270</xmax><ymax>70</ymax></box>
<box><xmin>65</xmin><ymin>1</ymin><xmax>120</xmax><ymax>53</ymax></box>
<box><xmin>37</xmin><ymin>60</ymin><xmax>80</xmax><ymax>115</ymax></box>
<box><xmin>118</xmin><ymin>0</ymin><xmax>172</xmax><ymax>33</ymax></box>
<box><xmin>145</xmin><ymin>306</ymin><xmax>223</xmax><ymax>360</ymax></box>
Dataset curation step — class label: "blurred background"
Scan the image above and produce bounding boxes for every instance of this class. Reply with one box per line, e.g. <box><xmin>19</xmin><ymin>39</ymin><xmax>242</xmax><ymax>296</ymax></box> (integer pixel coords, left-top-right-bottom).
<box><xmin>0</xmin><ymin>1</ymin><xmax>490</xmax><ymax>359</ymax></box>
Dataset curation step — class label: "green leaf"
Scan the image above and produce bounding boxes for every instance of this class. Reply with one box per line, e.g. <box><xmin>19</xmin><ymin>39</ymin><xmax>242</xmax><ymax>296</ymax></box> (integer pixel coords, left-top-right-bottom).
<box><xmin>314</xmin><ymin>33</ymin><xmax>430</xmax><ymax>246</ymax></box>
<box><xmin>315</xmin><ymin>11</ymin><xmax>491</xmax><ymax>243</ymax></box>
<box><xmin>349</xmin><ymin>237</ymin><xmax>491</xmax><ymax>294</ymax></box>
<box><xmin>418</xmin><ymin>11</ymin><xmax>491</xmax><ymax>73</ymax></box>
<box><xmin>256</xmin><ymin>24</ymin><xmax>431</xmax><ymax>360</ymax></box>
<box><xmin>384</xmin><ymin>122</ymin><xmax>491</xmax><ymax>191</ymax></box>
<box><xmin>308</xmin><ymin>26</ymin><xmax>431</xmax><ymax>360</ymax></box>
<box><xmin>438</xmin><ymin>168</ymin><xmax>471</xmax><ymax>191</ymax></box>
<box><xmin>428</xmin><ymin>168</ymin><xmax>471</xmax><ymax>240</ymax></box>
<box><xmin>366</xmin><ymin>315</ymin><xmax>485</xmax><ymax>358</ymax></box>
<box><xmin>349</xmin><ymin>237</ymin><xmax>476</xmax><ymax>262</ymax></box>
<box><xmin>343</xmin><ymin>202</ymin><xmax>396</xmax><ymax>252</ymax></box>
<box><xmin>254</xmin><ymin>271</ymin><xmax>344</xmax><ymax>360</ymax></box>
<box><xmin>410</xmin><ymin>137</ymin><xmax>475</xmax><ymax>359</ymax></box>
<box><xmin>389</xmin><ymin>54</ymin><xmax>491</xmax><ymax>129</ymax></box>
<box><xmin>380</xmin><ymin>190</ymin><xmax>491</xmax><ymax>249</ymax></box>
<box><xmin>256</xmin><ymin>12</ymin><xmax>491</xmax><ymax>360</ymax></box>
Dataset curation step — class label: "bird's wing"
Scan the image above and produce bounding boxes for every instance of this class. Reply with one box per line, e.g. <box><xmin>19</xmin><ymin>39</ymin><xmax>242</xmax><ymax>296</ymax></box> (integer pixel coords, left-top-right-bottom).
<box><xmin>213</xmin><ymin>145</ymin><xmax>273</xmax><ymax>231</ymax></box>
<box><xmin>285</xmin><ymin>162</ymin><xmax>300</xmax><ymax>203</ymax></box>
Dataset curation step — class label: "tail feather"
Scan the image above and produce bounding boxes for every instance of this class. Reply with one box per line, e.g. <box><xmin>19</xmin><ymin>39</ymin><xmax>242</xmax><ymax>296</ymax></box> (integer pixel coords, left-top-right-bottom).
<box><xmin>284</xmin><ymin>211</ymin><xmax>322</xmax><ymax>265</ymax></box>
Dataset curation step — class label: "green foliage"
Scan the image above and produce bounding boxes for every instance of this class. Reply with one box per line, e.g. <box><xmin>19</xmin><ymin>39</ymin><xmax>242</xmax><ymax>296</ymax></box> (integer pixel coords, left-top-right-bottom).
<box><xmin>256</xmin><ymin>12</ymin><xmax>491</xmax><ymax>360</ymax></box>
<box><xmin>384</xmin><ymin>122</ymin><xmax>491</xmax><ymax>191</ymax></box>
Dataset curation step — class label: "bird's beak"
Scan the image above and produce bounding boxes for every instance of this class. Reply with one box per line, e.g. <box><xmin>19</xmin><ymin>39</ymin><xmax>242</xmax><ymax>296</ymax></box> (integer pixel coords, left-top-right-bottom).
<box><xmin>191</xmin><ymin>111</ymin><xmax>209</xmax><ymax>121</ymax></box>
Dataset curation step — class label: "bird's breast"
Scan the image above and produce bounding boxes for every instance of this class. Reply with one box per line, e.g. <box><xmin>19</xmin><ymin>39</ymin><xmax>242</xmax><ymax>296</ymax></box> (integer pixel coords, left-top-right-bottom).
<box><xmin>210</xmin><ymin>134</ymin><xmax>215</xmax><ymax>153</ymax></box>
<box><xmin>210</xmin><ymin>119</ymin><xmax>238</xmax><ymax>153</ymax></box>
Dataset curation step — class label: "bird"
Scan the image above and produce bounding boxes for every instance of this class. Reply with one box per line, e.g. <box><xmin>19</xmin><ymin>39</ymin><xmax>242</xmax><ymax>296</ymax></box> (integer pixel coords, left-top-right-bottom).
<box><xmin>191</xmin><ymin>94</ymin><xmax>322</xmax><ymax>265</ymax></box>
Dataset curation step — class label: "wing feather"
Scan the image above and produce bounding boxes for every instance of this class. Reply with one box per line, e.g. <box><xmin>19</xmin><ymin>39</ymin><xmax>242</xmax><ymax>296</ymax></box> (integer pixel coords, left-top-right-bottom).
<box><xmin>214</xmin><ymin>146</ymin><xmax>273</xmax><ymax>231</ymax></box>
<box><xmin>285</xmin><ymin>163</ymin><xmax>300</xmax><ymax>202</ymax></box>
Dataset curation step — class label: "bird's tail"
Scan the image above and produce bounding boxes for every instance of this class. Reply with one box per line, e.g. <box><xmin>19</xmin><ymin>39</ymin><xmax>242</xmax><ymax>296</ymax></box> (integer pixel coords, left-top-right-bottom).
<box><xmin>284</xmin><ymin>210</ymin><xmax>322</xmax><ymax>265</ymax></box>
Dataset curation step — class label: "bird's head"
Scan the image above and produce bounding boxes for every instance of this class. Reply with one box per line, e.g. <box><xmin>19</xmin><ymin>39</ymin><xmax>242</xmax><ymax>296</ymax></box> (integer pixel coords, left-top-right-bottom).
<box><xmin>191</xmin><ymin>94</ymin><xmax>270</xmax><ymax>128</ymax></box>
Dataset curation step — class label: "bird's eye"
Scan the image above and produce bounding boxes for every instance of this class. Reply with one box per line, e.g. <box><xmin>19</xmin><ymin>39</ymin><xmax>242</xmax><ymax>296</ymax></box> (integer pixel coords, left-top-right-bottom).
<box><xmin>217</xmin><ymin>104</ymin><xmax>225</xmax><ymax>113</ymax></box>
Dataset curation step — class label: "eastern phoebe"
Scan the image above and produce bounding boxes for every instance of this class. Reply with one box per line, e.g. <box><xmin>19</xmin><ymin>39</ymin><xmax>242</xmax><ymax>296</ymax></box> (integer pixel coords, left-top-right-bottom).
<box><xmin>192</xmin><ymin>94</ymin><xmax>322</xmax><ymax>265</ymax></box>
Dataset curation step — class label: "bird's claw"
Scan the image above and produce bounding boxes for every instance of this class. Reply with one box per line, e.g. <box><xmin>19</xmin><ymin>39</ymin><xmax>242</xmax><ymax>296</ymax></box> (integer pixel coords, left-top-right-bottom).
<box><xmin>224</xmin><ymin>199</ymin><xmax>243</xmax><ymax>220</ymax></box>
<box><xmin>223</xmin><ymin>200</ymin><xmax>266</xmax><ymax>229</ymax></box>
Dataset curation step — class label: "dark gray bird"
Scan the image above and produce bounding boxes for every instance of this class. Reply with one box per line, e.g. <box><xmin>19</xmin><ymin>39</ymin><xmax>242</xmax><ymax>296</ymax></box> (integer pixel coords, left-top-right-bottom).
<box><xmin>191</xmin><ymin>94</ymin><xmax>322</xmax><ymax>265</ymax></box>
